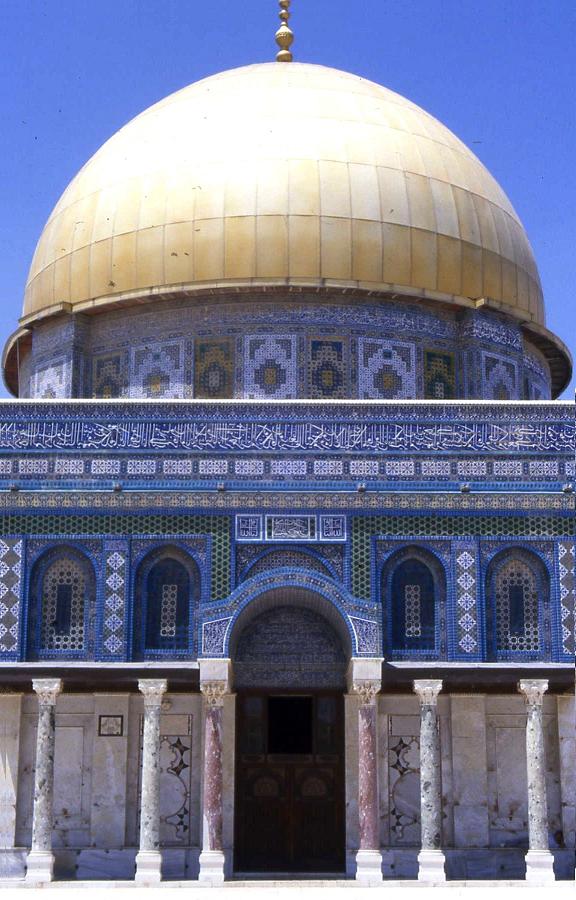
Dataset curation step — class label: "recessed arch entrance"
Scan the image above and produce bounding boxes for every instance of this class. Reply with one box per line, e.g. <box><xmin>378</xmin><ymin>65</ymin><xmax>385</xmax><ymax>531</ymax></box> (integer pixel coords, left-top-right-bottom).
<box><xmin>230</xmin><ymin>587</ymin><xmax>350</xmax><ymax>874</ymax></box>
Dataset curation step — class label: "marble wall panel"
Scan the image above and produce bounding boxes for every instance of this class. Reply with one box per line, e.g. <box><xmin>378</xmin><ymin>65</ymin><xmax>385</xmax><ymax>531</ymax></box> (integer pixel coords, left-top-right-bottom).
<box><xmin>557</xmin><ymin>696</ymin><xmax>576</xmax><ymax>850</ymax></box>
<box><xmin>0</xmin><ymin>694</ymin><xmax>23</xmax><ymax>857</ymax></box>
<box><xmin>450</xmin><ymin>695</ymin><xmax>489</xmax><ymax>847</ymax></box>
<box><xmin>90</xmin><ymin>694</ymin><xmax>130</xmax><ymax>848</ymax></box>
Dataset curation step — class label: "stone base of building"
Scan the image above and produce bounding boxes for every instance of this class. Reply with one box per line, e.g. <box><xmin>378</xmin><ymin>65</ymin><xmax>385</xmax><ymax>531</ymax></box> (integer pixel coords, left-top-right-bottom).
<box><xmin>134</xmin><ymin>849</ymin><xmax>162</xmax><ymax>882</ymax></box>
<box><xmin>355</xmin><ymin>849</ymin><xmax>383</xmax><ymax>883</ymax></box>
<box><xmin>2</xmin><ymin>848</ymin><xmax>575</xmax><ymax>883</ymax></box>
<box><xmin>24</xmin><ymin>849</ymin><xmax>55</xmax><ymax>883</ymax></box>
<box><xmin>525</xmin><ymin>849</ymin><xmax>556</xmax><ymax>883</ymax></box>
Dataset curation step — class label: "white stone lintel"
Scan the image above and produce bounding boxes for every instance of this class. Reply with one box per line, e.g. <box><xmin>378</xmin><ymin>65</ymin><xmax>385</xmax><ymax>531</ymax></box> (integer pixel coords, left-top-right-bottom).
<box><xmin>134</xmin><ymin>849</ymin><xmax>162</xmax><ymax>883</ymax></box>
<box><xmin>354</xmin><ymin>848</ymin><xmax>383</xmax><ymax>883</ymax></box>
<box><xmin>198</xmin><ymin>849</ymin><xmax>226</xmax><ymax>883</ymax></box>
<box><xmin>525</xmin><ymin>849</ymin><xmax>556</xmax><ymax>883</ymax></box>
<box><xmin>417</xmin><ymin>848</ymin><xmax>447</xmax><ymax>882</ymax></box>
<box><xmin>346</xmin><ymin>658</ymin><xmax>383</xmax><ymax>691</ymax></box>
<box><xmin>25</xmin><ymin>849</ymin><xmax>55</xmax><ymax>883</ymax></box>
<box><xmin>199</xmin><ymin>657</ymin><xmax>232</xmax><ymax>690</ymax></box>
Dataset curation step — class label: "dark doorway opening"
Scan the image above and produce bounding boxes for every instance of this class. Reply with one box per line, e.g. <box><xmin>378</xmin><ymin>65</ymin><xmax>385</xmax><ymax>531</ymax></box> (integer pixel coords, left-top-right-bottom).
<box><xmin>234</xmin><ymin>692</ymin><xmax>346</xmax><ymax>874</ymax></box>
<box><xmin>268</xmin><ymin>696</ymin><xmax>313</xmax><ymax>754</ymax></box>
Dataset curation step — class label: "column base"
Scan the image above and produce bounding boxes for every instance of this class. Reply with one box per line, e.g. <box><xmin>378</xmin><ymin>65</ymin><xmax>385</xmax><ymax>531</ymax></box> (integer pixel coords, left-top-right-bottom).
<box><xmin>525</xmin><ymin>849</ymin><xmax>556</xmax><ymax>883</ymax></box>
<box><xmin>134</xmin><ymin>849</ymin><xmax>162</xmax><ymax>883</ymax></box>
<box><xmin>198</xmin><ymin>849</ymin><xmax>226</xmax><ymax>883</ymax></box>
<box><xmin>25</xmin><ymin>849</ymin><xmax>55</xmax><ymax>883</ymax></box>
<box><xmin>417</xmin><ymin>848</ymin><xmax>447</xmax><ymax>882</ymax></box>
<box><xmin>355</xmin><ymin>849</ymin><xmax>383</xmax><ymax>883</ymax></box>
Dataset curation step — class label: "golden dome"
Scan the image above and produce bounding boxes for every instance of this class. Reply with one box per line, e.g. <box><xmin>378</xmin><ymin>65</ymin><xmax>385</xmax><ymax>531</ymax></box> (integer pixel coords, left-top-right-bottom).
<box><xmin>22</xmin><ymin>62</ymin><xmax>547</xmax><ymax>326</ymax></box>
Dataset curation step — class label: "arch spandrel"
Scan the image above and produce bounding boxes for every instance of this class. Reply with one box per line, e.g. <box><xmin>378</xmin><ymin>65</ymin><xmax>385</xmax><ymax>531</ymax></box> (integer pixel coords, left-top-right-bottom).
<box><xmin>199</xmin><ymin>570</ymin><xmax>380</xmax><ymax>659</ymax></box>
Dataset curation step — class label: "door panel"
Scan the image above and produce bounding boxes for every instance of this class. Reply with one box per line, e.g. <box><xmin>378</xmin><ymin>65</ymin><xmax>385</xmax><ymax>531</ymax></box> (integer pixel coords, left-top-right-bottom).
<box><xmin>235</xmin><ymin>693</ymin><xmax>345</xmax><ymax>872</ymax></box>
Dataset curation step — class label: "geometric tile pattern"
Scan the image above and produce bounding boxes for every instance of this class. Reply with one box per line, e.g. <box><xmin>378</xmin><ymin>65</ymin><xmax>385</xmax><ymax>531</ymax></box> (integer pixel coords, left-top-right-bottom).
<box><xmin>202</xmin><ymin>617</ymin><xmax>232</xmax><ymax>656</ymax></box>
<box><xmin>482</xmin><ymin>352</ymin><xmax>518</xmax><ymax>400</ymax></box>
<box><xmin>424</xmin><ymin>349</ymin><xmax>455</xmax><ymax>399</ymax></box>
<box><xmin>0</xmin><ymin>539</ymin><xmax>22</xmax><ymax>654</ymax></box>
<box><xmin>358</xmin><ymin>338</ymin><xmax>416</xmax><ymax>399</ymax></box>
<box><xmin>244</xmin><ymin>549</ymin><xmax>332</xmax><ymax>579</ymax></box>
<box><xmin>194</xmin><ymin>338</ymin><xmax>234</xmax><ymax>399</ymax></box>
<box><xmin>130</xmin><ymin>339</ymin><xmax>190</xmax><ymax>399</ymax></box>
<box><xmin>92</xmin><ymin>352</ymin><xmax>126</xmax><ymax>398</ymax></box>
<box><xmin>244</xmin><ymin>335</ymin><xmax>297</xmax><ymax>399</ymax></box>
<box><xmin>102</xmin><ymin>543</ymin><xmax>128</xmax><ymax>657</ymax></box>
<box><xmin>558</xmin><ymin>542</ymin><xmax>575</xmax><ymax>657</ymax></box>
<box><xmin>309</xmin><ymin>338</ymin><xmax>345</xmax><ymax>398</ymax></box>
<box><xmin>454</xmin><ymin>544</ymin><xmax>480</xmax><ymax>655</ymax></box>
<box><xmin>30</xmin><ymin>358</ymin><xmax>71</xmax><ymax>399</ymax></box>
<box><xmin>349</xmin><ymin>617</ymin><xmax>380</xmax><ymax>655</ymax></box>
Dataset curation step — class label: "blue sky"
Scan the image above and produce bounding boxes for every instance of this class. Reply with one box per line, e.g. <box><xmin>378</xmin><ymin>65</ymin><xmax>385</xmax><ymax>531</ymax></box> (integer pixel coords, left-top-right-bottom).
<box><xmin>0</xmin><ymin>0</ymin><xmax>574</xmax><ymax>397</ymax></box>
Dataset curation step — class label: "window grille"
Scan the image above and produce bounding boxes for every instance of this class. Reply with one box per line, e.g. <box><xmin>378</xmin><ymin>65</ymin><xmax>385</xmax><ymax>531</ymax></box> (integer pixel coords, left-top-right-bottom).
<box><xmin>389</xmin><ymin>558</ymin><xmax>436</xmax><ymax>651</ymax></box>
<box><xmin>40</xmin><ymin>555</ymin><xmax>86</xmax><ymax>651</ymax></box>
<box><xmin>494</xmin><ymin>557</ymin><xmax>540</xmax><ymax>653</ymax></box>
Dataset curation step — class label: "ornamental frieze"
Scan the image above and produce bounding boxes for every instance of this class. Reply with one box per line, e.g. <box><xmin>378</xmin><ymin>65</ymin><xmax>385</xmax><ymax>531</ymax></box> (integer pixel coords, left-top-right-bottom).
<box><xmin>0</xmin><ymin>411</ymin><xmax>572</xmax><ymax>454</ymax></box>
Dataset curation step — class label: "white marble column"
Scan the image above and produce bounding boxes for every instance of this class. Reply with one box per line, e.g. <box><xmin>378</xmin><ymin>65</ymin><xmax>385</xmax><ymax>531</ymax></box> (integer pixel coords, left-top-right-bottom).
<box><xmin>135</xmin><ymin>679</ymin><xmax>167</xmax><ymax>883</ymax></box>
<box><xmin>348</xmin><ymin>658</ymin><xmax>383</xmax><ymax>883</ymax></box>
<box><xmin>198</xmin><ymin>659</ymin><xmax>232</xmax><ymax>884</ymax></box>
<box><xmin>414</xmin><ymin>679</ymin><xmax>446</xmax><ymax>882</ymax></box>
<box><xmin>518</xmin><ymin>679</ymin><xmax>555</xmax><ymax>883</ymax></box>
<box><xmin>25</xmin><ymin>678</ymin><xmax>62</xmax><ymax>883</ymax></box>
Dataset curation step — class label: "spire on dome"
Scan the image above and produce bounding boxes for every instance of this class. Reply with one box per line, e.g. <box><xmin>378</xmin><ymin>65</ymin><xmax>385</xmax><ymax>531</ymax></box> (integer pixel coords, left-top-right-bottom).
<box><xmin>275</xmin><ymin>0</ymin><xmax>294</xmax><ymax>62</ymax></box>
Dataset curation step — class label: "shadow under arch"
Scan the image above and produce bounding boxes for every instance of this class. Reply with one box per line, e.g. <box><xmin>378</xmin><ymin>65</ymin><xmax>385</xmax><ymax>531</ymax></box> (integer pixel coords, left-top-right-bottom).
<box><xmin>228</xmin><ymin>586</ymin><xmax>353</xmax><ymax>691</ymax></box>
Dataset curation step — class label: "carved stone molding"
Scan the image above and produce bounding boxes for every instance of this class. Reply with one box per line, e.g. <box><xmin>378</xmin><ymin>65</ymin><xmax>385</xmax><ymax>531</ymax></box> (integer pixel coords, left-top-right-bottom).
<box><xmin>351</xmin><ymin>680</ymin><xmax>381</xmax><ymax>706</ymax></box>
<box><xmin>413</xmin><ymin>679</ymin><xmax>443</xmax><ymax>706</ymax></box>
<box><xmin>201</xmin><ymin>681</ymin><xmax>228</xmax><ymax>708</ymax></box>
<box><xmin>138</xmin><ymin>679</ymin><xmax>168</xmax><ymax>708</ymax></box>
<box><xmin>32</xmin><ymin>679</ymin><xmax>62</xmax><ymax>706</ymax></box>
<box><xmin>519</xmin><ymin>679</ymin><xmax>549</xmax><ymax>707</ymax></box>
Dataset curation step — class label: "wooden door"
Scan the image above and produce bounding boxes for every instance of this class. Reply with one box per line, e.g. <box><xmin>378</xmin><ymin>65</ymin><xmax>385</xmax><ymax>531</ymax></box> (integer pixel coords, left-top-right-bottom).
<box><xmin>234</xmin><ymin>693</ymin><xmax>345</xmax><ymax>873</ymax></box>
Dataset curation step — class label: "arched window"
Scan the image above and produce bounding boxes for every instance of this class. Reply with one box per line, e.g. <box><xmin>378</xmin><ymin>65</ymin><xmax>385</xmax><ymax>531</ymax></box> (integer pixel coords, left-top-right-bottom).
<box><xmin>134</xmin><ymin>548</ymin><xmax>198</xmax><ymax>658</ymax></box>
<box><xmin>390</xmin><ymin>559</ymin><xmax>435</xmax><ymax>651</ymax></box>
<box><xmin>488</xmin><ymin>551</ymin><xmax>546</xmax><ymax>658</ymax></box>
<box><xmin>28</xmin><ymin>548</ymin><xmax>94</xmax><ymax>659</ymax></box>
<box><xmin>383</xmin><ymin>549</ymin><xmax>444</xmax><ymax>657</ymax></box>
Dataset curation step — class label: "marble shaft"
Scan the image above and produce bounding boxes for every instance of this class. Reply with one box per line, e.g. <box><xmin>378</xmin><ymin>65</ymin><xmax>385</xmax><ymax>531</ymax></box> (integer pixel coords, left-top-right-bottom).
<box><xmin>358</xmin><ymin>700</ymin><xmax>379</xmax><ymax>850</ymax></box>
<box><xmin>203</xmin><ymin>703</ymin><xmax>224</xmax><ymax>851</ymax></box>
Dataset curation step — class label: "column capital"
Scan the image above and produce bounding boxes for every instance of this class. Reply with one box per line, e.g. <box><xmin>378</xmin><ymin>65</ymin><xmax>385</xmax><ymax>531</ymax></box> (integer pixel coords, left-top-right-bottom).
<box><xmin>350</xmin><ymin>679</ymin><xmax>380</xmax><ymax>706</ymax></box>
<box><xmin>201</xmin><ymin>681</ymin><xmax>228</xmax><ymax>708</ymax></box>
<box><xmin>519</xmin><ymin>679</ymin><xmax>549</xmax><ymax>707</ymax></box>
<box><xmin>413</xmin><ymin>679</ymin><xmax>443</xmax><ymax>705</ymax></box>
<box><xmin>32</xmin><ymin>678</ymin><xmax>62</xmax><ymax>706</ymax></box>
<box><xmin>138</xmin><ymin>679</ymin><xmax>167</xmax><ymax>708</ymax></box>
